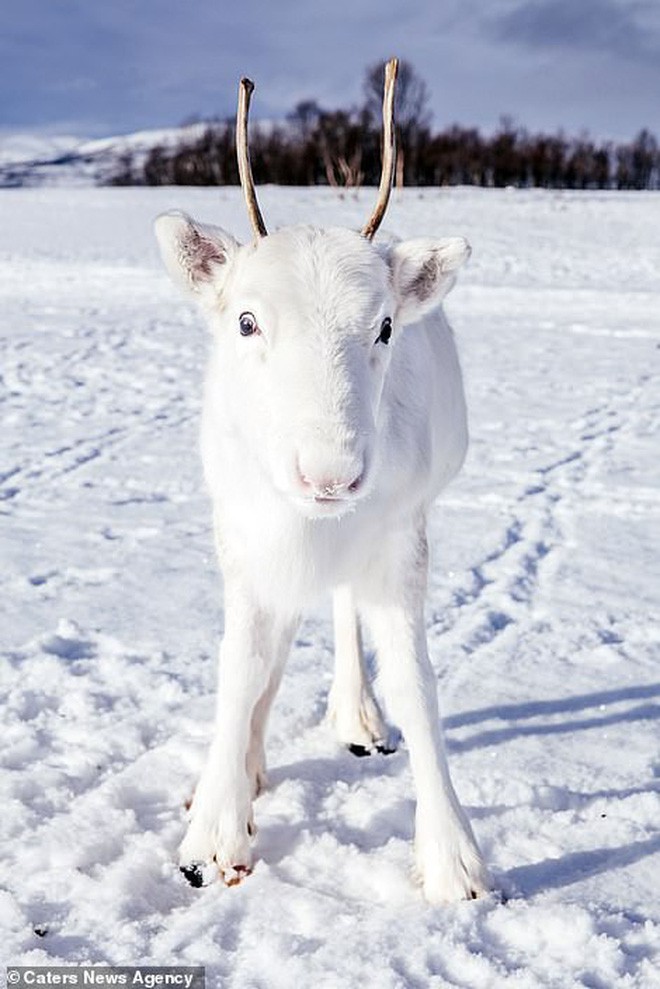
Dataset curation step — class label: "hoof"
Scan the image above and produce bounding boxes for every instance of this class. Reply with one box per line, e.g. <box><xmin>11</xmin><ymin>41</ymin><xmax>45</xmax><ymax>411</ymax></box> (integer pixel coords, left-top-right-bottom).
<box><xmin>180</xmin><ymin>860</ymin><xmax>252</xmax><ymax>889</ymax></box>
<box><xmin>180</xmin><ymin>862</ymin><xmax>209</xmax><ymax>888</ymax></box>
<box><xmin>348</xmin><ymin>743</ymin><xmax>372</xmax><ymax>758</ymax></box>
<box><xmin>221</xmin><ymin>864</ymin><xmax>252</xmax><ymax>887</ymax></box>
<box><xmin>347</xmin><ymin>741</ymin><xmax>397</xmax><ymax>758</ymax></box>
<box><xmin>376</xmin><ymin>742</ymin><xmax>397</xmax><ymax>756</ymax></box>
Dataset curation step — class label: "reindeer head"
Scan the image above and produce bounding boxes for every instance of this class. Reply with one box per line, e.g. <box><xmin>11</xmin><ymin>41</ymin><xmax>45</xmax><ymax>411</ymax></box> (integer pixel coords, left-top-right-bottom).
<box><xmin>155</xmin><ymin>61</ymin><xmax>470</xmax><ymax>519</ymax></box>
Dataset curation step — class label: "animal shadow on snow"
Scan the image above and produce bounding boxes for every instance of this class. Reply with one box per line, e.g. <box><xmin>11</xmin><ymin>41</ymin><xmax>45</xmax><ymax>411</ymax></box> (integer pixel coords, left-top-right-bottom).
<box><xmin>506</xmin><ymin>835</ymin><xmax>660</xmax><ymax>898</ymax></box>
<box><xmin>444</xmin><ymin>682</ymin><xmax>660</xmax><ymax>753</ymax></box>
<box><xmin>443</xmin><ymin>682</ymin><xmax>660</xmax><ymax>899</ymax></box>
<box><xmin>257</xmin><ymin>683</ymin><xmax>658</xmax><ymax>883</ymax></box>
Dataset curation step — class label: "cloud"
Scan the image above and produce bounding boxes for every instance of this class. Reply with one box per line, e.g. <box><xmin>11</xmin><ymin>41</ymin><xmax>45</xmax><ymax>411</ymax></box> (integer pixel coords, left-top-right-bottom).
<box><xmin>0</xmin><ymin>0</ymin><xmax>658</xmax><ymax>140</ymax></box>
<box><xmin>0</xmin><ymin>0</ymin><xmax>423</xmax><ymax>133</ymax></box>
<box><xmin>488</xmin><ymin>0</ymin><xmax>660</xmax><ymax>63</ymax></box>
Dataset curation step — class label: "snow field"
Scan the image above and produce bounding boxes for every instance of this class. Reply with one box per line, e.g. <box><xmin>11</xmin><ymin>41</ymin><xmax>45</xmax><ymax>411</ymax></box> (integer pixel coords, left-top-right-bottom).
<box><xmin>1</xmin><ymin>186</ymin><xmax>659</xmax><ymax>987</ymax></box>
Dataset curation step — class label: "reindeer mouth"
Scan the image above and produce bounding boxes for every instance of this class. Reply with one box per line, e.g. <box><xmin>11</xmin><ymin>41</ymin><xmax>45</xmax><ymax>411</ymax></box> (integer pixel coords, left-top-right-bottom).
<box><xmin>292</xmin><ymin>491</ymin><xmax>360</xmax><ymax>519</ymax></box>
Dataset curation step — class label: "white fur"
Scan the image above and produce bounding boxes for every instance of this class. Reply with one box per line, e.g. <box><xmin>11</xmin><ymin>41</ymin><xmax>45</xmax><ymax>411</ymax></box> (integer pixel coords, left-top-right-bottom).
<box><xmin>155</xmin><ymin>212</ymin><xmax>489</xmax><ymax>902</ymax></box>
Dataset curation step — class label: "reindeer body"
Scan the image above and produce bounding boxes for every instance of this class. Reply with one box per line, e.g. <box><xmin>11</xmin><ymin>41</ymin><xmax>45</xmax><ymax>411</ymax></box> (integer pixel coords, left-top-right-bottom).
<box><xmin>154</xmin><ymin>63</ymin><xmax>489</xmax><ymax>903</ymax></box>
<box><xmin>156</xmin><ymin>218</ymin><xmax>489</xmax><ymax>903</ymax></box>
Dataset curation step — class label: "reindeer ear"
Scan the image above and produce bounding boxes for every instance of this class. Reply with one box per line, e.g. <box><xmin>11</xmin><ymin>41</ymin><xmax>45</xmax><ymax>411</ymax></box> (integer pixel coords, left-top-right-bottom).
<box><xmin>154</xmin><ymin>211</ymin><xmax>239</xmax><ymax>295</ymax></box>
<box><xmin>390</xmin><ymin>237</ymin><xmax>471</xmax><ymax>325</ymax></box>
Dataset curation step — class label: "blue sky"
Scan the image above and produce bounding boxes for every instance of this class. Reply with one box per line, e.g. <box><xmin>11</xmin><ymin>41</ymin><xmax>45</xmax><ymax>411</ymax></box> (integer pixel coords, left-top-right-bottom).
<box><xmin>2</xmin><ymin>0</ymin><xmax>659</xmax><ymax>140</ymax></box>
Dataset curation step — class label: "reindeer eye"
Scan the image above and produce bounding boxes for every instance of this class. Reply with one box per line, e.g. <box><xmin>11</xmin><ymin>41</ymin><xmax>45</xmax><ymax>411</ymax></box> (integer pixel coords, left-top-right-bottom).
<box><xmin>376</xmin><ymin>317</ymin><xmax>392</xmax><ymax>345</ymax></box>
<box><xmin>239</xmin><ymin>311</ymin><xmax>259</xmax><ymax>337</ymax></box>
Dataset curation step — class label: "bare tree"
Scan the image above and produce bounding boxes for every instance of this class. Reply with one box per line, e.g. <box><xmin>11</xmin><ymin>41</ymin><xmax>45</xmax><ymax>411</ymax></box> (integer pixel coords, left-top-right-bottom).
<box><xmin>288</xmin><ymin>100</ymin><xmax>322</xmax><ymax>142</ymax></box>
<box><xmin>630</xmin><ymin>129</ymin><xmax>659</xmax><ymax>189</ymax></box>
<box><xmin>363</xmin><ymin>59</ymin><xmax>431</xmax><ymax>186</ymax></box>
<box><xmin>317</xmin><ymin>110</ymin><xmax>364</xmax><ymax>193</ymax></box>
<box><xmin>115</xmin><ymin>63</ymin><xmax>659</xmax><ymax>191</ymax></box>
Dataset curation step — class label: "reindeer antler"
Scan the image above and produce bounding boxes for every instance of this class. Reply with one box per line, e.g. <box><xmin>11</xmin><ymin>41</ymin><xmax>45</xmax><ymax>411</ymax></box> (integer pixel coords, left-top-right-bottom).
<box><xmin>237</xmin><ymin>77</ymin><xmax>268</xmax><ymax>239</ymax></box>
<box><xmin>361</xmin><ymin>57</ymin><xmax>399</xmax><ymax>241</ymax></box>
<box><xmin>238</xmin><ymin>61</ymin><xmax>398</xmax><ymax>241</ymax></box>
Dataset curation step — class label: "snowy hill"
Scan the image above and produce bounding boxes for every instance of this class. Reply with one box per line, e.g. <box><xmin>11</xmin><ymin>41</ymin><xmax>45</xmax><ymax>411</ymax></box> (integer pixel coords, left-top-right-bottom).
<box><xmin>0</xmin><ymin>125</ymin><xmax>208</xmax><ymax>187</ymax></box>
<box><xmin>0</xmin><ymin>186</ymin><xmax>659</xmax><ymax>985</ymax></box>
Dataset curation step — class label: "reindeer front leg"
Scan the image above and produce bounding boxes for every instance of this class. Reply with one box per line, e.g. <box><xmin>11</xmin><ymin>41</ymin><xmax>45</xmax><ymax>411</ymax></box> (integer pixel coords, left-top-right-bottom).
<box><xmin>359</xmin><ymin>525</ymin><xmax>490</xmax><ymax>904</ymax></box>
<box><xmin>180</xmin><ymin>583</ymin><xmax>294</xmax><ymax>887</ymax></box>
<box><xmin>328</xmin><ymin>583</ymin><xmax>390</xmax><ymax>756</ymax></box>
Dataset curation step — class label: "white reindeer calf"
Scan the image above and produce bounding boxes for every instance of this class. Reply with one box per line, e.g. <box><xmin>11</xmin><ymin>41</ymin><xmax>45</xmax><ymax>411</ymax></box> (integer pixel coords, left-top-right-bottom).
<box><xmin>155</xmin><ymin>63</ymin><xmax>489</xmax><ymax>904</ymax></box>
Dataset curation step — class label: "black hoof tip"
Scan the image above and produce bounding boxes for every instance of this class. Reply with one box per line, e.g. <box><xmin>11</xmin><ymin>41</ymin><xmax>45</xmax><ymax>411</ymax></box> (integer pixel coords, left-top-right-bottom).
<box><xmin>376</xmin><ymin>743</ymin><xmax>397</xmax><ymax>756</ymax></box>
<box><xmin>348</xmin><ymin>741</ymin><xmax>398</xmax><ymax>758</ymax></box>
<box><xmin>348</xmin><ymin>743</ymin><xmax>372</xmax><ymax>758</ymax></box>
<box><xmin>180</xmin><ymin>863</ymin><xmax>205</xmax><ymax>888</ymax></box>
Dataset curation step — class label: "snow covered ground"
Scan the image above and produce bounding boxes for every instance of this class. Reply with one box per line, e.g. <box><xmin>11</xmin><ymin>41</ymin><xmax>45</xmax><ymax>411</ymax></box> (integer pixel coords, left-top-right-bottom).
<box><xmin>1</xmin><ymin>186</ymin><xmax>659</xmax><ymax>987</ymax></box>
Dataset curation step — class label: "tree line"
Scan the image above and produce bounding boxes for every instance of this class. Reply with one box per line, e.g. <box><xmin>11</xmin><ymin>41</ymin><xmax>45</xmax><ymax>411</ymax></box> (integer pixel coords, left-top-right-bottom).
<box><xmin>110</xmin><ymin>61</ymin><xmax>660</xmax><ymax>191</ymax></box>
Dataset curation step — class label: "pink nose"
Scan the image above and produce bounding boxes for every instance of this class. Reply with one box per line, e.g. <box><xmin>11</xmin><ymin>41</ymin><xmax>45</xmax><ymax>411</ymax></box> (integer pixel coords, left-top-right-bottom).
<box><xmin>303</xmin><ymin>473</ymin><xmax>363</xmax><ymax>497</ymax></box>
<box><xmin>296</xmin><ymin>456</ymin><xmax>364</xmax><ymax>499</ymax></box>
